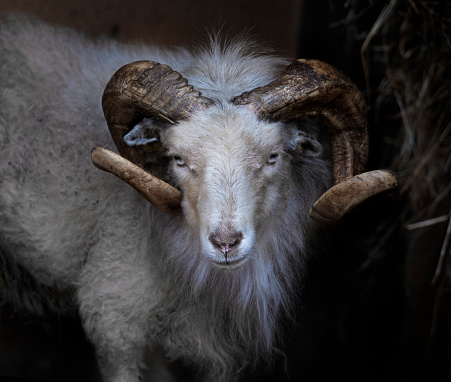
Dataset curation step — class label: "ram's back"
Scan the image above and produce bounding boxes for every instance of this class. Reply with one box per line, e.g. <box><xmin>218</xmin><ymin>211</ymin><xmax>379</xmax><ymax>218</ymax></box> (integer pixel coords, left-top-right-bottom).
<box><xmin>0</xmin><ymin>16</ymin><xmax>188</xmax><ymax>313</ymax></box>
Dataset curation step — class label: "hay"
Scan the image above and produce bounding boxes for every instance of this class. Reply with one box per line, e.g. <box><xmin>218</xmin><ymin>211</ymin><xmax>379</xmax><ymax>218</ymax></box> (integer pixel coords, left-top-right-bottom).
<box><xmin>340</xmin><ymin>0</ymin><xmax>451</xmax><ymax>257</ymax></box>
<box><xmin>361</xmin><ymin>0</ymin><xmax>451</xmax><ymax>219</ymax></box>
<box><xmin>337</xmin><ymin>1</ymin><xmax>451</xmax><ymax>378</ymax></box>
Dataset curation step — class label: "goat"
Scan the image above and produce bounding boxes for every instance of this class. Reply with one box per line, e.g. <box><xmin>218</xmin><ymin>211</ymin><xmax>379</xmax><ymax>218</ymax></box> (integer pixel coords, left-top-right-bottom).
<box><xmin>0</xmin><ymin>16</ymin><xmax>397</xmax><ymax>382</ymax></box>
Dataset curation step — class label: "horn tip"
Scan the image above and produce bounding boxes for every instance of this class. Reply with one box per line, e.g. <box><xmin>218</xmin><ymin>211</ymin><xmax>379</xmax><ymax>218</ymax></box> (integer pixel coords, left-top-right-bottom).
<box><xmin>310</xmin><ymin>169</ymin><xmax>399</xmax><ymax>226</ymax></box>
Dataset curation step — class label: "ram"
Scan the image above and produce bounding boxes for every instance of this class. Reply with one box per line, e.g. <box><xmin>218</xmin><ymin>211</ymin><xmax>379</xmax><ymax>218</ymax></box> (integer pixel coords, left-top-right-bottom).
<box><xmin>0</xmin><ymin>16</ymin><xmax>396</xmax><ymax>382</ymax></box>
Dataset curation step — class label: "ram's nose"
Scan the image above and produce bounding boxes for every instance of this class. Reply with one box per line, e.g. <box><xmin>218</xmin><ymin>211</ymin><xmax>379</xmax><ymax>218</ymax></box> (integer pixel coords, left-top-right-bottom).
<box><xmin>208</xmin><ymin>229</ymin><xmax>243</xmax><ymax>255</ymax></box>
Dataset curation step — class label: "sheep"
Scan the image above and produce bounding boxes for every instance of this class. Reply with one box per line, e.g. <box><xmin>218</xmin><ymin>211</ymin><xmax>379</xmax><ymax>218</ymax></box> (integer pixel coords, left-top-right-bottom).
<box><xmin>0</xmin><ymin>15</ymin><xmax>397</xmax><ymax>382</ymax></box>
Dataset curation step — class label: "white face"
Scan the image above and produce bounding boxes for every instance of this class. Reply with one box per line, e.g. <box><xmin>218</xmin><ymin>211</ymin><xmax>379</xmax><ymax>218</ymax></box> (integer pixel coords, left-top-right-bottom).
<box><xmin>164</xmin><ymin>106</ymin><xmax>317</xmax><ymax>270</ymax></box>
<box><xmin>125</xmin><ymin>105</ymin><xmax>324</xmax><ymax>270</ymax></box>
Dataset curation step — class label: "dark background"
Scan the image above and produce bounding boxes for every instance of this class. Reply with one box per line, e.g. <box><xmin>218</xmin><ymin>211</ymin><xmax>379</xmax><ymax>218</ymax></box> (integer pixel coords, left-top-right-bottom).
<box><xmin>1</xmin><ymin>1</ymin><xmax>449</xmax><ymax>381</ymax></box>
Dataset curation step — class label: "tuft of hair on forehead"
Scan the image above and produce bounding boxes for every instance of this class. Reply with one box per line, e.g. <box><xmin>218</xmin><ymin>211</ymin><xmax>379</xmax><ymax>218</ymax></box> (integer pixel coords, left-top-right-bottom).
<box><xmin>184</xmin><ymin>32</ymin><xmax>291</xmax><ymax>102</ymax></box>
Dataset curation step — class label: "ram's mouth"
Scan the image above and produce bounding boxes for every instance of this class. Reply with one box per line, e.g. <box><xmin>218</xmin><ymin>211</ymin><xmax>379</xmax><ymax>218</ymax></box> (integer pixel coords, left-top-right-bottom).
<box><xmin>212</xmin><ymin>256</ymin><xmax>247</xmax><ymax>270</ymax></box>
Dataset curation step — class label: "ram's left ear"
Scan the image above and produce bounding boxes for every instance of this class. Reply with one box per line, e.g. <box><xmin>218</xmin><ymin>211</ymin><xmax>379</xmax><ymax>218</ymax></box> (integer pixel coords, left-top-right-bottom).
<box><xmin>123</xmin><ymin>118</ymin><xmax>161</xmax><ymax>146</ymax></box>
<box><xmin>288</xmin><ymin>130</ymin><xmax>323</xmax><ymax>158</ymax></box>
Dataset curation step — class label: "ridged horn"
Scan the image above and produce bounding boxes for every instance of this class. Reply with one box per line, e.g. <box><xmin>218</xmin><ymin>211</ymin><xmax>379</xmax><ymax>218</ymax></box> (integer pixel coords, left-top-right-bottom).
<box><xmin>94</xmin><ymin>60</ymin><xmax>214</xmax><ymax>214</ymax></box>
<box><xmin>92</xmin><ymin>147</ymin><xmax>182</xmax><ymax>215</ymax></box>
<box><xmin>102</xmin><ymin>60</ymin><xmax>214</xmax><ymax>165</ymax></box>
<box><xmin>232</xmin><ymin>59</ymin><xmax>398</xmax><ymax>225</ymax></box>
<box><xmin>309</xmin><ymin>170</ymin><xmax>399</xmax><ymax>225</ymax></box>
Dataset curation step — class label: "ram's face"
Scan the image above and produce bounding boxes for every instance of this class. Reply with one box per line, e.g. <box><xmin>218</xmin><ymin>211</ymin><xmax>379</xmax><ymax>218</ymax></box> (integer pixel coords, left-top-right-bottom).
<box><xmin>165</xmin><ymin>107</ymin><xmax>288</xmax><ymax>268</ymax></box>
<box><xmin>120</xmin><ymin>106</ymin><xmax>323</xmax><ymax>269</ymax></box>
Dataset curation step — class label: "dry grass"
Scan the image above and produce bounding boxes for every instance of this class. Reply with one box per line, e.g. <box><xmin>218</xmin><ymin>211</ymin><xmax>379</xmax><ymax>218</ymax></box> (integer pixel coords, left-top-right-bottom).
<box><xmin>339</xmin><ymin>1</ymin><xmax>451</xmax><ymax>377</ymax></box>
<box><xmin>334</xmin><ymin>0</ymin><xmax>451</xmax><ymax>381</ymax></box>
<box><xmin>343</xmin><ymin>0</ymin><xmax>451</xmax><ymax>261</ymax></box>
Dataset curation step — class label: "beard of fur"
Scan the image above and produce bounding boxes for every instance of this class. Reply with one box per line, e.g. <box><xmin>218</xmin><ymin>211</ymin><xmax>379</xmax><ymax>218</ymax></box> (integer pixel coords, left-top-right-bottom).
<box><xmin>157</xmin><ymin>210</ymin><xmax>308</xmax><ymax>380</ymax></box>
<box><xmin>151</xmin><ymin>152</ymin><xmax>329</xmax><ymax>380</ymax></box>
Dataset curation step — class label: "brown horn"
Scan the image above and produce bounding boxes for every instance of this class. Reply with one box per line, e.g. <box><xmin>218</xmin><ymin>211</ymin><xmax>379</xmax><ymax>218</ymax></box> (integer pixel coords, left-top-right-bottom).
<box><xmin>309</xmin><ymin>170</ymin><xmax>398</xmax><ymax>226</ymax></box>
<box><xmin>94</xmin><ymin>60</ymin><xmax>213</xmax><ymax>215</ymax></box>
<box><xmin>92</xmin><ymin>147</ymin><xmax>182</xmax><ymax>215</ymax></box>
<box><xmin>232</xmin><ymin>59</ymin><xmax>398</xmax><ymax>225</ymax></box>
<box><xmin>102</xmin><ymin>60</ymin><xmax>214</xmax><ymax>165</ymax></box>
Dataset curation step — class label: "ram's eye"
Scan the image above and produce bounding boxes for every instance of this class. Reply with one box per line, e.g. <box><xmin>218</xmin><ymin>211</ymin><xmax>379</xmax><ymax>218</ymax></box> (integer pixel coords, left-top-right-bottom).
<box><xmin>173</xmin><ymin>156</ymin><xmax>185</xmax><ymax>166</ymax></box>
<box><xmin>267</xmin><ymin>153</ymin><xmax>279</xmax><ymax>165</ymax></box>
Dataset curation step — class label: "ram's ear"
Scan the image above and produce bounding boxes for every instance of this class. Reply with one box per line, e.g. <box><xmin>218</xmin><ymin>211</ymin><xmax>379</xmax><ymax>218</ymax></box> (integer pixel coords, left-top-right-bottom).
<box><xmin>123</xmin><ymin>118</ymin><xmax>161</xmax><ymax>146</ymax></box>
<box><xmin>122</xmin><ymin>118</ymin><xmax>169</xmax><ymax>180</ymax></box>
<box><xmin>288</xmin><ymin>130</ymin><xmax>323</xmax><ymax>158</ymax></box>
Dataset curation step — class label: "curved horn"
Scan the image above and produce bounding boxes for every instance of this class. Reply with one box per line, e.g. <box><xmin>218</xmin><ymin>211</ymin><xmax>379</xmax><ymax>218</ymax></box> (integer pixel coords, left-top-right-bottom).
<box><xmin>232</xmin><ymin>59</ymin><xmax>368</xmax><ymax>183</ymax></box>
<box><xmin>92</xmin><ymin>147</ymin><xmax>182</xmax><ymax>215</ymax></box>
<box><xmin>94</xmin><ymin>61</ymin><xmax>213</xmax><ymax>215</ymax></box>
<box><xmin>232</xmin><ymin>59</ymin><xmax>398</xmax><ymax>225</ymax></box>
<box><xmin>309</xmin><ymin>170</ymin><xmax>399</xmax><ymax>226</ymax></box>
<box><xmin>102</xmin><ymin>60</ymin><xmax>214</xmax><ymax>165</ymax></box>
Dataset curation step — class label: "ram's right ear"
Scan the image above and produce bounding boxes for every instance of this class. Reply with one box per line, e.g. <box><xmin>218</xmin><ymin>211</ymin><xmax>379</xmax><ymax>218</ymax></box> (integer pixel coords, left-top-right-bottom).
<box><xmin>122</xmin><ymin>118</ymin><xmax>169</xmax><ymax>180</ymax></box>
<box><xmin>123</xmin><ymin>118</ymin><xmax>161</xmax><ymax>146</ymax></box>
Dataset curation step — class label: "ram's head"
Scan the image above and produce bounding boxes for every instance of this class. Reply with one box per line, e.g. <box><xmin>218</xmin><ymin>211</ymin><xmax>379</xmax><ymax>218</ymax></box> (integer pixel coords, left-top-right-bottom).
<box><xmin>93</xmin><ymin>59</ymin><xmax>397</xmax><ymax>227</ymax></box>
